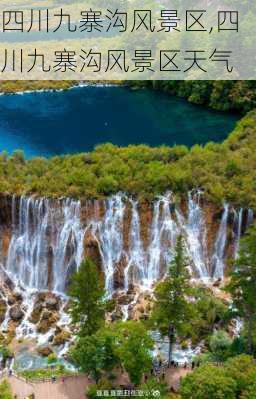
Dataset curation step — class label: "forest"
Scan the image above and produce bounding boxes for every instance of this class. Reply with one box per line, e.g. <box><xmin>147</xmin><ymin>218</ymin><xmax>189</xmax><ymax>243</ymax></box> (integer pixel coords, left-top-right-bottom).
<box><xmin>0</xmin><ymin>107</ymin><xmax>254</xmax><ymax>208</ymax></box>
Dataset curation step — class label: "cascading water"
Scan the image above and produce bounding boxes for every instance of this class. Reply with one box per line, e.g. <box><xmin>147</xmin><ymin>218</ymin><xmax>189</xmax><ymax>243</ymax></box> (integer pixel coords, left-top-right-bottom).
<box><xmin>234</xmin><ymin>208</ymin><xmax>243</xmax><ymax>259</ymax></box>
<box><xmin>147</xmin><ymin>193</ymin><xmax>178</xmax><ymax>286</ymax></box>
<box><xmin>6</xmin><ymin>196</ymin><xmax>85</xmax><ymax>293</ymax></box>
<box><xmin>91</xmin><ymin>194</ymin><xmax>126</xmax><ymax>296</ymax></box>
<box><xmin>1</xmin><ymin>192</ymin><xmax>254</xmax><ymax>346</ymax></box>
<box><xmin>247</xmin><ymin>209</ymin><xmax>254</xmax><ymax>228</ymax></box>
<box><xmin>176</xmin><ymin>191</ymin><xmax>209</xmax><ymax>278</ymax></box>
<box><xmin>52</xmin><ymin>199</ymin><xmax>85</xmax><ymax>293</ymax></box>
<box><xmin>124</xmin><ymin>199</ymin><xmax>145</xmax><ymax>290</ymax></box>
<box><xmin>2</xmin><ymin>192</ymin><xmax>251</xmax><ymax>297</ymax></box>
<box><xmin>211</xmin><ymin>203</ymin><xmax>229</xmax><ymax>279</ymax></box>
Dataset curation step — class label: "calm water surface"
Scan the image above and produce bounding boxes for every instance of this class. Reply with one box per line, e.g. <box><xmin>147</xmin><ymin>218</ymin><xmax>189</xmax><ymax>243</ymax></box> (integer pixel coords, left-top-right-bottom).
<box><xmin>0</xmin><ymin>86</ymin><xmax>239</xmax><ymax>157</ymax></box>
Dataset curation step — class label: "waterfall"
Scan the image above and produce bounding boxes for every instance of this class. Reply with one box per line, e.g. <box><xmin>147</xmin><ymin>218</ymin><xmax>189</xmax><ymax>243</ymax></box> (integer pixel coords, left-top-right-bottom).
<box><xmin>234</xmin><ymin>208</ymin><xmax>243</xmax><ymax>259</ymax></box>
<box><xmin>7</xmin><ymin>196</ymin><xmax>50</xmax><ymax>290</ymax></box>
<box><xmin>1</xmin><ymin>192</ymin><xmax>239</xmax><ymax>297</ymax></box>
<box><xmin>147</xmin><ymin>193</ymin><xmax>178</xmax><ymax>286</ymax></box>
<box><xmin>91</xmin><ymin>194</ymin><xmax>126</xmax><ymax>296</ymax></box>
<box><xmin>175</xmin><ymin>191</ymin><xmax>208</xmax><ymax>278</ymax></box>
<box><xmin>124</xmin><ymin>199</ymin><xmax>145</xmax><ymax>290</ymax></box>
<box><xmin>247</xmin><ymin>209</ymin><xmax>254</xmax><ymax>228</ymax></box>
<box><xmin>6</xmin><ymin>196</ymin><xmax>85</xmax><ymax>293</ymax></box>
<box><xmin>52</xmin><ymin>199</ymin><xmax>85</xmax><ymax>293</ymax></box>
<box><xmin>211</xmin><ymin>204</ymin><xmax>229</xmax><ymax>279</ymax></box>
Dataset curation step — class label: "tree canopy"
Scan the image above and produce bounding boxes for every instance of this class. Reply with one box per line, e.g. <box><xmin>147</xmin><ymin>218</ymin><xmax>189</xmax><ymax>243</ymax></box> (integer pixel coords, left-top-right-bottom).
<box><xmin>226</xmin><ymin>226</ymin><xmax>256</xmax><ymax>354</ymax></box>
<box><xmin>151</xmin><ymin>235</ymin><xmax>194</xmax><ymax>338</ymax></box>
<box><xmin>0</xmin><ymin>110</ymin><xmax>255</xmax><ymax>209</ymax></box>
<box><xmin>69</xmin><ymin>258</ymin><xmax>106</xmax><ymax>337</ymax></box>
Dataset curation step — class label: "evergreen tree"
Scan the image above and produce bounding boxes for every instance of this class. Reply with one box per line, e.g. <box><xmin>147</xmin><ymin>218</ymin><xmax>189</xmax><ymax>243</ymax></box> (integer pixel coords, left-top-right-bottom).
<box><xmin>226</xmin><ymin>226</ymin><xmax>256</xmax><ymax>354</ymax></box>
<box><xmin>151</xmin><ymin>235</ymin><xmax>193</xmax><ymax>338</ymax></box>
<box><xmin>69</xmin><ymin>258</ymin><xmax>106</xmax><ymax>337</ymax></box>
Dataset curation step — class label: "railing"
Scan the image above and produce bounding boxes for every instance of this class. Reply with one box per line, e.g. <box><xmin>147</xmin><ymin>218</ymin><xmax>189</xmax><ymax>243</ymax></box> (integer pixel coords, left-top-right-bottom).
<box><xmin>1</xmin><ymin>370</ymin><xmax>83</xmax><ymax>385</ymax></box>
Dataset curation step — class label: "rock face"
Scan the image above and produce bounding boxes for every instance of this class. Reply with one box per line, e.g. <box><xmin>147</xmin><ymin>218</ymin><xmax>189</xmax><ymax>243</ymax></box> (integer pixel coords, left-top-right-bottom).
<box><xmin>0</xmin><ymin>193</ymin><xmax>252</xmax><ymax>303</ymax></box>
<box><xmin>83</xmin><ymin>232</ymin><xmax>102</xmax><ymax>272</ymax></box>
<box><xmin>0</xmin><ymin>299</ymin><xmax>7</xmax><ymax>324</ymax></box>
<box><xmin>37</xmin><ymin>345</ymin><xmax>53</xmax><ymax>357</ymax></box>
<box><xmin>9</xmin><ymin>305</ymin><xmax>24</xmax><ymax>322</ymax></box>
<box><xmin>37</xmin><ymin>310</ymin><xmax>59</xmax><ymax>334</ymax></box>
<box><xmin>45</xmin><ymin>296</ymin><xmax>59</xmax><ymax>311</ymax></box>
<box><xmin>53</xmin><ymin>328</ymin><xmax>71</xmax><ymax>346</ymax></box>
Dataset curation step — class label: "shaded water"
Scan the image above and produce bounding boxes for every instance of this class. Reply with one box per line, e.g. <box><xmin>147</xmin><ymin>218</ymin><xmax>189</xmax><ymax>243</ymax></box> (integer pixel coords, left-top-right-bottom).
<box><xmin>0</xmin><ymin>86</ymin><xmax>238</xmax><ymax>157</ymax></box>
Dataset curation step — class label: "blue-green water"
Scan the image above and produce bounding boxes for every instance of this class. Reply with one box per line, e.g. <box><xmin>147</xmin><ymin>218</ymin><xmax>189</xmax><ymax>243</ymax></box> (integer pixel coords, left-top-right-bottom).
<box><xmin>0</xmin><ymin>85</ymin><xmax>238</xmax><ymax>158</ymax></box>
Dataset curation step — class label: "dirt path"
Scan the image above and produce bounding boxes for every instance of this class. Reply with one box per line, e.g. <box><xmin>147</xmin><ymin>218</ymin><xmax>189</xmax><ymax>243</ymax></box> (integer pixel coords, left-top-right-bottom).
<box><xmin>2</xmin><ymin>375</ymin><xmax>90</xmax><ymax>399</ymax></box>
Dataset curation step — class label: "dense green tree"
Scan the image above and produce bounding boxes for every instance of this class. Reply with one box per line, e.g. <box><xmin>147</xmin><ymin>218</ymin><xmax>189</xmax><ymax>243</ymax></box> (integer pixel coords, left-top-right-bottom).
<box><xmin>226</xmin><ymin>226</ymin><xmax>256</xmax><ymax>354</ymax></box>
<box><xmin>137</xmin><ymin>377</ymin><xmax>169</xmax><ymax>399</ymax></box>
<box><xmin>180</xmin><ymin>364</ymin><xmax>237</xmax><ymax>399</ymax></box>
<box><xmin>71</xmin><ymin>321</ymin><xmax>153</xmax><ymax>386</ymax></box>
<box><xmin>0</xmin><ymin>110</ymin><xmax>255</xmax><ymax>209</ymax></box>
<box><xmin>191</xmin><ymin>286</ymin><xmax>229</xmax><ymax>343</ymax></box>
<box><xmin>209</xmin><ymin>330</ymin><xmax>232</xmax><ymax>362</ymax></box>
<box><xmin>115</xmin><ymin>321</ymin><xmax>154</xmax><ymax>386</ymax></box>
<box><xmin>241</xmin><ymin>383</ymin><xmax>256</xmax><ymax>399</ymax></box>
<box><xmin>225</xmin><ymin>355</ymin><xmax>256</xmax><ymax>397</ymax></box>
<box><xmin>69</xmin><ymin>258</ymin><xmax>106</xmax><ymax>337</ymax></box>
<box><xmin>151</xmin><ymin>235</ymin><xmax>194</xmax><ymax>338</ymax></box>
<box><xmin>71</xmin><ymin>328</ymin><xmax>119</xmax><ymax>382</ymax></box>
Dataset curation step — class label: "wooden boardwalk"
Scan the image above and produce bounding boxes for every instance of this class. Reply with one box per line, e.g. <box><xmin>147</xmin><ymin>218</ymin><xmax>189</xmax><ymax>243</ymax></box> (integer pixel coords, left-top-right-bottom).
<box><xmin>2</xmin><ymin>374</ymin><xmax>90</xmax><ymax>399</ymax></box>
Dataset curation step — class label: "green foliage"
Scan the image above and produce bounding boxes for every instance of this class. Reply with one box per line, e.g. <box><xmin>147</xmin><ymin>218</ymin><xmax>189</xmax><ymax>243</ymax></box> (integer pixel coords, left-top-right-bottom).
<box><xmin>191</xmin><ymin>286</ymin><xmax>229</xmax><ymax>344</ymax></box>
<box><xmin>138</xmin><ymin>377</ymin><xmax>169</xmax><ymax>399</ymax></box>
<box><xmin>47</xmin><ymin>353</ymin><xmax>57</xmax><ymax>364</ymax></box>
<box><xmin>180</xmin><ymin>364</ymin><xmax>237</xmax><ymax>399</ymax></box>
<box><xmin>225</xmin><ymin>355</ymin><xmax>256</xmax><ymax>397</ymax></box>
<box><xmin>68</xmin><ymin>258</ymin><xmax>106</xmax><ymax>337</ymax></box>
<box><xmin>226</xmin><ymin>226</ymin><xmax>256</xmax><ymax>354</ymax></box>
<box><xmin>241</xmin><ymin>382</ymin><xmax>256</xmax><ymax>399</ymax></box>
<box><xmin>0</xmin><ymin>380</ymin><xmax>12</xmax><ymax>399</ymax></box>
<box><xmin>71</xmin><ymin>327</ymin><xmax>120</xmax><ymax>382</ymax></box>
<box><xmin>180</xmin><ymin>354</ymin><xmax>256</xmax><ymax>399</ymax></box>
<box><xmin>228</xmin><ymin>337</ymin><xmax>247</xmax><ymax>357</ymax></box>
<box><xmin>20</xmin><ymin>365</ymin><xmax>75</xmax><ymax>380</ymax></box>
<box><xmin>114</xmin><ymin>321</ymin><xmax>154</xmax><ymax>386</ymax></box>
<box><xmin>71</xmin><ymin>321</ymin><xmax>153</xmax><ymax>386</ymax></box>
<box><xmin>151</xmin><ymin>236</ymin><xmax>194</xmax><ymax>338</ymax></box>
<box><xmin>209</xmin><ymin>330</ymin><xmax>232</xmax><ymax>362</ymax></box>
<box><xmin>0</xmin><ymin>346</ymin><xmax>12</xmax><ymax>362</ymax></box>
<box><xmin>0</xmin><ymin>109</ymin><xmax>256</xmax><ymax>208</ymax></box>
<box><xmin>134</xmin><ymin>81</ymin><xmax>256</xmax><ymax>114</ymax></box>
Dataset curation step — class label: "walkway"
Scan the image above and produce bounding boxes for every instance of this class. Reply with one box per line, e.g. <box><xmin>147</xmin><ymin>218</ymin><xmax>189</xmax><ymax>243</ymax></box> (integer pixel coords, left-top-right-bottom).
<box><xmin>165</xmin><ymin>367</ymin><xmax>191</xmax><ymax>391</ymax></box>
<box><xmin>1</xmin><ymin>374</ymin><xmax>90</xmax><ymax>399</ymax></box>
<box><xmin>1</xmin><ymin>367</ymin><xmax>191</xmax><ymax>398</ymax></box>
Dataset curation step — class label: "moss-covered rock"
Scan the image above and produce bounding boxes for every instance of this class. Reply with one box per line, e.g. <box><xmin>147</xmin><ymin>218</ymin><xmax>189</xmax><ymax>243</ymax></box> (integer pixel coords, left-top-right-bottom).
<box><xmin>9</xmin><ymin>305</ymin><xmax>24</xmax><ymax>322</ymax></box>
<box><xmin>53</xmin><ymin>329</ymin><xmax>71</xmax><ymax>346</ymax></box>
<box><xmin>29</xmin><ymin>303</ymin><xmax>43</xmax><ymax>324</ymax></box>
<box><xmin>0</xmin><ymin>300</ymin><xmax>7</xmax><ymax>324</ymax></box>
<box><xmin>37</xmin><ymin>310</ymin><xmax>59</xmax><ymax>334</ymax></box>
<box><xmin>37</xmin><ymin>345</ymin><xmax>53</xmax><ymax>357</ymax></box>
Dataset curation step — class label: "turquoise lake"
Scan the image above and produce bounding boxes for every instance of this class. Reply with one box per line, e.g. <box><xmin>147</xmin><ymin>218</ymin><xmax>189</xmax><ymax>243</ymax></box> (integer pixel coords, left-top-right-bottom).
<box><xmin>0</xmin><ymin>85</ymin><xmax>239</xmax><ymax>157</ymax></box>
